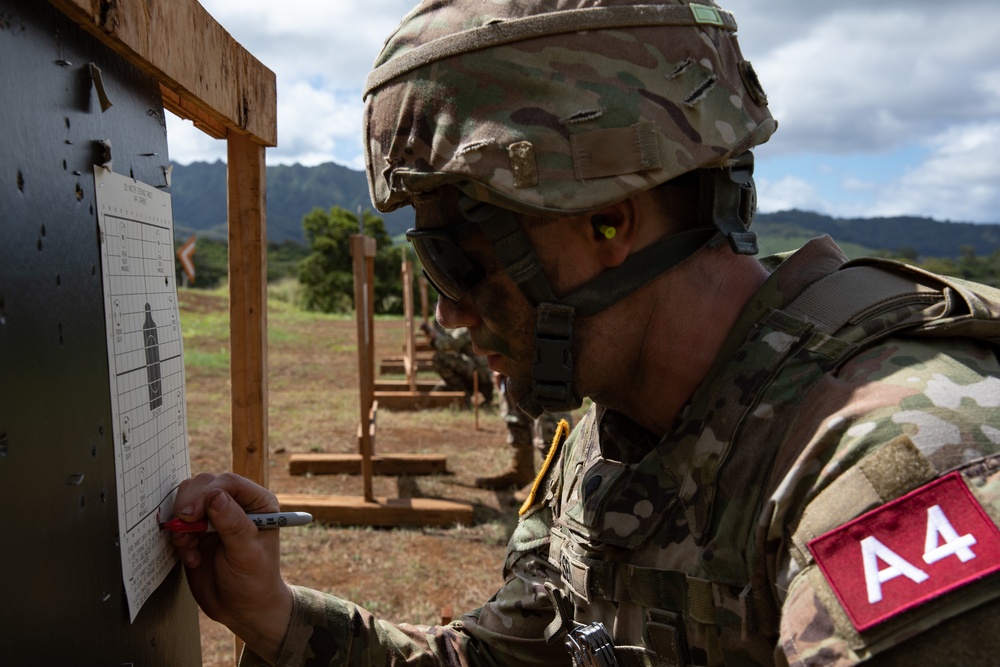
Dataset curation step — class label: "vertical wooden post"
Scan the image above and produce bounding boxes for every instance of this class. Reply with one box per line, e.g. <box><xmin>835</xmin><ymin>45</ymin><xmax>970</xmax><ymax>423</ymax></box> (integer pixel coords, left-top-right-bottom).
<box><xmin>419</xmin><ymin>275</ymin><xmax>429</xmax><ymax>323</ymax></box>
<box><xmin>227</xmin><ymin>132</ymin><xmax>269</xmax><ymax>486</ymax></box>
<box><xmin>351</xmin><ymin>235</ymin><xmax>377</xmax><ymax>502</ymax></box>
<box><xmin>473</xmin><ymin>372</ymin><xmax>480</xmax><ymax>430</ymax></box>
<box><xmin>226</xmin><ymin>132</ymin><xmax>268</xmax><ymax>666</ymax></box>
<box><xmin>401</xmin><ymin>253</ymin><xmax>417</xmax><ymax>391</ymax></box>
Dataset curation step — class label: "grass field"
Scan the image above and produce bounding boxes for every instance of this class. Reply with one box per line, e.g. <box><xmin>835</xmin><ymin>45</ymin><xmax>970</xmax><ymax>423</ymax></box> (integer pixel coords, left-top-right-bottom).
<box><xmin>179</xmin><ymin>283</ymin><xmax>586</xmax><ymax>665</ymax></box>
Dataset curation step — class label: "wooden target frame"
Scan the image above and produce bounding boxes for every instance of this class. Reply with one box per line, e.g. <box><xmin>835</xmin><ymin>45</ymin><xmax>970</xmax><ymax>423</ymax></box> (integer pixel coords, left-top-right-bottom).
<box><xmin>279</xmin><ymin>236</ymin><xmax>472</xmax><ymax>526</ymax></box>
<box><xmin>375</xmin><ymin>251</ymin><xmax>466</xmax><ymax>407</ymax></box>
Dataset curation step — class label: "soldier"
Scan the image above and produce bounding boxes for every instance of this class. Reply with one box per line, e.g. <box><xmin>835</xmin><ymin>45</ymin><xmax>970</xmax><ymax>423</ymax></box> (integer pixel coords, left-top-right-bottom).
<box><xmin>476</xmin><ymin>371</ymin><xmax>574</xmax><ymax>493</ymax></box>
<box><xmin>421</xmin><ymin>319</ymin><xmax>493</xmax><ymax>405</ymax></box>
<box><xmin>170</xmin><ymin>1</ymin><xmax>1000</xmax><ymax>665</ymax></box>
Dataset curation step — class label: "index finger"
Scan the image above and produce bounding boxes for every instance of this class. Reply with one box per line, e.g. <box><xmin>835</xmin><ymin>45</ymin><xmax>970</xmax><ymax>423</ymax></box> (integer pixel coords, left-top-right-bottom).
<box><xmin>173</xmin><ymin>472</ymin><xmax>278</xmax><ymax>522</ymax></box>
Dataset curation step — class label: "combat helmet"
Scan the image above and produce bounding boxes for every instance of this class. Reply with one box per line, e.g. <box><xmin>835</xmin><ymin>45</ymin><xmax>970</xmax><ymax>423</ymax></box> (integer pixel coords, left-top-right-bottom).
<box><xmin>363</xmin><ymin>0</ymin><xmax>777</xmax><ymax>416</ymax></box>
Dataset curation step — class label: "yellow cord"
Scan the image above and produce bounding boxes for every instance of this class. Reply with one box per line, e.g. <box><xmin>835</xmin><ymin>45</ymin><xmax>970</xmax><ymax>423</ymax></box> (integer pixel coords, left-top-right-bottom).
<box><xmin>519</xmin><ymin>419</ymin><xmax>570</xmax><ymax>516</ymax></box>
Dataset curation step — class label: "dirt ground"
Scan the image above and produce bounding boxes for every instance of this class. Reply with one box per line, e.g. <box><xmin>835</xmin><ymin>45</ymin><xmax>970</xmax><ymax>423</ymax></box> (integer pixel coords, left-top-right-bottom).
<box><xmin>179</xmin><ymin>288</ymin><xmax>574</xmax><ymax>665</ymax></box>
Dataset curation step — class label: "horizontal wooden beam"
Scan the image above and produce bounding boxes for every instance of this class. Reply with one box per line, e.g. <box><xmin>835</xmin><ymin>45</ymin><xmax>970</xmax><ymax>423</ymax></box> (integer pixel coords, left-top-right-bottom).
<box><xmin>47</xmin><ymin>0</ymin><xmax>276</xmax><ymax>146</ymax></box>
<box><xmin>277</xmin><ymin>493</ymin><xmax>474</xmax><ymax>528</ymax></box>
<box><xmin>373</xmin><ymin>379</ymin><xmax>440</xmax><ymax>392</ymax></box>
<box><xmin>380</xmin><ymin>353</ymin><xmax>435</xmax><ymax>376</ymax></box>
<box><xmin>374</xmin><ymin>390</ymin><xmax>466</xmax><ymax>411</ymax></box>
<box><xmin>289</xmin><ymin>453</ymin><xmax>449</xmax><ymax>477</ymax></box>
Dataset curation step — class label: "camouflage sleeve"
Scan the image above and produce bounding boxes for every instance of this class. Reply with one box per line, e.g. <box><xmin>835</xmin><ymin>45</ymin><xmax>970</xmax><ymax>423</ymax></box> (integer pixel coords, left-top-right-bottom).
<box><xmin>432</xmin><ymin>327</ymin><xmax>470</xmax><ymax>354</ymax></box>
<box><xmin>238</xmin><ymin>506</ymin><xmax>567</xmax><ymax>666</ymax></box>
<box><xmin>770</xmin><ymin>335</ymin><xmax>1000</xmax><ymax>665</ymax></box>
<box><xmin>237</xmin><ymin>585</ymin><xmax>500</xmax><ymax>667</ymax></box>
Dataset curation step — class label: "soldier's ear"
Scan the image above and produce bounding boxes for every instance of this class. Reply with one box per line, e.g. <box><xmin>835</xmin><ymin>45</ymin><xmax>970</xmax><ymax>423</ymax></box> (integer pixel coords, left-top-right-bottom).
<box><xmin>588</xmin><ymin>199</ymin><xmax>637</xmax><ymax>268</ymax></box>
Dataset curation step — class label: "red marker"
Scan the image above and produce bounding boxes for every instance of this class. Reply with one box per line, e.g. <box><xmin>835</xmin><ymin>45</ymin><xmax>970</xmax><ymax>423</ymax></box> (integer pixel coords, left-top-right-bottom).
<box><xmin>160</xmin><ymin>511</ymin><xmax>313</xmax><ymax>533</ymax></box>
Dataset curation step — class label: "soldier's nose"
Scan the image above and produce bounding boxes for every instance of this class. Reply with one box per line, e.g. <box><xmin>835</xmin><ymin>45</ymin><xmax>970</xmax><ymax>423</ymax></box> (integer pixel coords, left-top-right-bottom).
<box><xmin>436</xmin><ymin>293</ymin><xmax>480</xmax><ymax>330</ymax></box>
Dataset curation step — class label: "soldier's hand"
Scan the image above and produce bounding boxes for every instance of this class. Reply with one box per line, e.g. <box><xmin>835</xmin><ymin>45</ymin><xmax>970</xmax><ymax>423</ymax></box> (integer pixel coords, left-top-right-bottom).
<box><xmin>169</xmin><ymin>472</ymin><xmax>291</xmax><ymax>663</ymax></box>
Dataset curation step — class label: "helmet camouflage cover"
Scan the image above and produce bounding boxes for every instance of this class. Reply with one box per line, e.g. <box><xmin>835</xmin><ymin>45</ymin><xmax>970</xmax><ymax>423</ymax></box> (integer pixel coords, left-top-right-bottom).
<box><xmin>363</xmin><ymin>0</ymin><xmax>777</xmax><ymax>216</ymax></box>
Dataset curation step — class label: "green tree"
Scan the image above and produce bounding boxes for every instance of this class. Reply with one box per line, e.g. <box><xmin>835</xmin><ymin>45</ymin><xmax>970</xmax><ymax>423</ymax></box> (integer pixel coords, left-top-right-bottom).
<box><xmin>298</xmin><ymin>206</ymin><xmax>403</xmax><ymax>313</ymax></box>
<box><xmin>267</xmin><ymin>240</ymin><xmax>310</xmax><ymax>283</ymax></box>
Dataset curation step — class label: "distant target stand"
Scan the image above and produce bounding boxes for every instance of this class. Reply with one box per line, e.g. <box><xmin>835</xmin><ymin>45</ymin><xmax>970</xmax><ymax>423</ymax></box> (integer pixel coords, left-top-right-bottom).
<box><xmin>176</xmin><ymin>235</ymin><xmax>196</xmax><ymax>286</ymax></box>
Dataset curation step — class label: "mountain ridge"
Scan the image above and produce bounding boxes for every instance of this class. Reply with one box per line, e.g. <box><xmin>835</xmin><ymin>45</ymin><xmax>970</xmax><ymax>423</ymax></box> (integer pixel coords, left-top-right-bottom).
<box><xmin>168</xmin><ymin>160</ymin><xmax>1000</xmax><ymax>259</ymax></box>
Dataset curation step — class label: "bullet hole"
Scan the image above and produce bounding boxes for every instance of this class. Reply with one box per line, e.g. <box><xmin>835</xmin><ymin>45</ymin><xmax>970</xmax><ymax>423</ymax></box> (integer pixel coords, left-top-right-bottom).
<box><xmin>80</xmin><ymin>495</ymin><xmax>86</xmax><ymax>509</ymax></box>
<box><xmin>89</xmin><ymin>205</ymin><xmax>93</xmax><ymax>215</ymax></box>
<box><xmin>68</xmin><ymin>473</ymin><xmax>84</xmax><ymax>485</ymax></box>
<box><xmin>75</xmin><ymin>183</ymin><xmax>83</xmax><ymax>201</ymax></box>
<box><xmin>91</xmin><ymin>444</ymin><xmax>97</xmax><ymax>457</ymax></box>
<box><xmin>101</xmin><ymin>592</ymin><xmax>111</xmax><ymax>603</ymax></box>
<box><xmin>17</xmin><ymin>170</ymin><xmax>23</xmax><ymax>192</ymax></box>
<box><xmin>101</xmin><ymin>491</ymin><xmax>107</xmax><ymax>503</ymax></box>
<box><xmin>56</xmin><ymin>274</ymin><xmax>61</xmax><ymax>286</ymax></box>
<box><xmin>0</xmin><ymin>432</ymin><xmax>8</xmax><ymax>457</ymax></box>
<box><xmin>40</xmin><ymin>224</ymin><xmax>45</xmax><ymax>236</ymax></box>
<box><xmin>98</xmin><ymin>424</ymin><xmax>104</xmax><ymax>436</ymax></box>
<box><xmin>37</xmin><ymin>237</ymin><xmax>42</xmax><ymax>251</ymax></box>
<box><xmin>92</xmin><ymin>264</ymin><xmax>96</xmax><ymax>276</ymax></box>
<box><xmin>63</xmin><ymin>159</ymin><xmax>67</xmax><ymax>171</ymax></box>
<box><xmin>0</xmin><ymin>294</ymin><xmax>5</xmax><ymax>325</ymax></box>
<box><xmin>65</xmin><ymin>117</ymin><xmax>71</xmax><ymax>129</ymax></box>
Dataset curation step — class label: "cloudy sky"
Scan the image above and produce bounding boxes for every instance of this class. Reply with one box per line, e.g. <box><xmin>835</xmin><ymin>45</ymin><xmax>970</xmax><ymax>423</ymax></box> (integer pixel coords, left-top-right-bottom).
<box><xmin>167</xmin><ymin>0</ymin><xmax>1000</xmax><ymax>224</ymax></box>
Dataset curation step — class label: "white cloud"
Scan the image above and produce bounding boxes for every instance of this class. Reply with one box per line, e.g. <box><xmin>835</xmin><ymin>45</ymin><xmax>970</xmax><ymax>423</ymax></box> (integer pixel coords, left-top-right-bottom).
<box><xmin>198</xmin><ymin>1</ymin><xmax>412</xmax><ymax>86</ymax></box>
<box><xmin>165</xmin><ymin>1</ymin><xmax>1000</xmax><ymax>225</ymax></box>
<box><xmin>270</xmin><ymin>82</ymin><xmax>364</xmax><ymax>167</ymax></box>
<box><xmin>756</xmin><ymin>175</ymin><xmax>824</xmax><ymax>214</ymax></box>
<box><xmin>166</xmin><ymin>114</ymin><xmax>226</xmax><ymax>164</ymax></box>
<box><xmin>841</xmin><ymin>177</ymin><xmax>875</xmax><ymax>193</ymax></box>
<box><xmin>869</xmin><ymin>122</ymin><xmax>1000</xmax><ymax>222</ymax></box>
<box><xmin>744</xmin><ymin>6</ymin><xmax>1000</xmax><ymax>156</ymax></box>
<box><xmin>165</xmin><ymin>0</ymin><xmax>415</xmax><ymax>167</ymax></box>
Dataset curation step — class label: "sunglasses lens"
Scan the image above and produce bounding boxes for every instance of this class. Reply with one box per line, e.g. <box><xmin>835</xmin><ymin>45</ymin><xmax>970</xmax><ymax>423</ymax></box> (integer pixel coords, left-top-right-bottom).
<box><xmin>408</xmin><ymin>232</ymin><xmax>485</xmax><ymax>302</ymax></box>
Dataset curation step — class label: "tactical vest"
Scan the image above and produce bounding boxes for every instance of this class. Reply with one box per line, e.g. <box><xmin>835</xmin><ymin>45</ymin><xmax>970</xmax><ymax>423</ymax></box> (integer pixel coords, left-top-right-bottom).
<box><xmin>536</xmin><ymin>254</ymin><xmax>1000</xmax><ymax>666</ymax></box>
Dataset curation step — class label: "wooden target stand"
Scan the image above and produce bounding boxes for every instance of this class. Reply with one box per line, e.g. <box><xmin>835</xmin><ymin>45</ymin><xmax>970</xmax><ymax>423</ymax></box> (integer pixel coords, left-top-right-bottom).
<box><xmin>378</xmin><ymin>264</ymin><xmax>435</xmax><ymax>380</ymax></box>
<box><xmin>278</xmin><ymin>236</ymin><xmax>473</xmax><ymax>526</ymax></box>
<box><xmin>373</xmin><ymin>253</ymin><xmax>465</xmax><ymax>408</ymax></box>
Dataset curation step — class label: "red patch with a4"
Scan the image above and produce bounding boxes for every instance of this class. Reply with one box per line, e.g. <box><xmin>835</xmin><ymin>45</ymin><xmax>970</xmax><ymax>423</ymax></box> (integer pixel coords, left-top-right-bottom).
<box><xmin>808</xmin><ymin>471</ymin><xmax>1000</xmax><ymax>632</ymax></box>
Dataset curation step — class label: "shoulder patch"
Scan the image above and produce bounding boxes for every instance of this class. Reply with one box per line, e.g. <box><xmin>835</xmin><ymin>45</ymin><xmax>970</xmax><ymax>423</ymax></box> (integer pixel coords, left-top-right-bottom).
<box><xmin>808</xmin><ymin>471</ymin><xmax>1000</xmax><ymax>632</ymax></box>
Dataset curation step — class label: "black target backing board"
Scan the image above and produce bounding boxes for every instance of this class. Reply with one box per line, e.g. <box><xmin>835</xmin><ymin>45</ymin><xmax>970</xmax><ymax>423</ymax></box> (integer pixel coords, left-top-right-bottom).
<box><xmin>0</xmin><ymin>0</ymin><xmax>201</xmax><ymax>662</ymax></box>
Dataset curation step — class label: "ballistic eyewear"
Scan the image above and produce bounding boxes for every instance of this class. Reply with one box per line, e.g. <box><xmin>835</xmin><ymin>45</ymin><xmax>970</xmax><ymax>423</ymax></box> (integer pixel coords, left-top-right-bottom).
<box><xmin>405</xmin><ymin>219</ymin><xmax>486</xmax><ymax>302</ymax></box>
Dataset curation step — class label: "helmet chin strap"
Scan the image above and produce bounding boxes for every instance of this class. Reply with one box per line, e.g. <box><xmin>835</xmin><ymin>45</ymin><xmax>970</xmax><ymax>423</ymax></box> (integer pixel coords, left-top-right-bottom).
<box><xmin>513</xmin><ymin>225</ymin><xmax>719</xmax><ymax>418</ymax></box>
<box><xmin>456</xmin><ymin>152</ymin><xmax>759</xmax><ymax>418</ymax></box>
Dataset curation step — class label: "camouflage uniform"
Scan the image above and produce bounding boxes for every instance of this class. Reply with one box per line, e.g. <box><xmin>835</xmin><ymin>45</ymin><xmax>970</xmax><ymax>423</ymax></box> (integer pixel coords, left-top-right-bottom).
<box><xmin>428</xmin><ymin>323</ymin><xmax>493</xmax><ymax>404</ymax></box>
<box><xmin>242</xmin><ymin>237</ymin><xmax>1000</xmax><ymax>666</ymax></box>
<box><xmin>238</xmin><ymin>1</ymin><xmax>1000</xmax><ymax>664</ymax></box>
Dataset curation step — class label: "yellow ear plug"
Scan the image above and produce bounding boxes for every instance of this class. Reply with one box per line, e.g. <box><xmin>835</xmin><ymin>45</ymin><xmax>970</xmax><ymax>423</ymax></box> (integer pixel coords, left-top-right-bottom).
<box><xmin>597</xmin><ymin>224</ymin><xmax>616</xmax><ymax>239</ymax></box>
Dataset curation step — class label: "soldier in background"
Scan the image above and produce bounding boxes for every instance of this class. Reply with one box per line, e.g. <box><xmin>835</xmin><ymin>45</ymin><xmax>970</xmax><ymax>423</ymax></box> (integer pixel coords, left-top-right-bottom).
<box><xmin>170</xmin><ymin>1</ymin><xmax>1000</xmax><ymax>665</ymax></box>
<box><xmin>421</xmin><ymin>319</ymin><xmax>492</xmax><ymax>406</ymax></box>
<box><xmin>475</xmin><ymin>372</ymin><xmax>573</xmax><ymax>494</ymax></box>
<box><xmin>423</xmin><ymin>319</ymin><xmax>565</xmax><ymax>492</ymax></box>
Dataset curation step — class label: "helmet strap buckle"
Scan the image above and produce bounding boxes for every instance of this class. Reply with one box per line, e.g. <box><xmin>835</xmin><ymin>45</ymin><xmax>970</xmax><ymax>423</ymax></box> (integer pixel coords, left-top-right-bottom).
<box><xmin>699</xmin><ymin>151</ymin><xmax>759</xmax><ymax>255</ymax></box>
<box><xmin>521</xmin><ymin>302</ymin><xmax>579</xmax><ymax>417</ymax></box>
